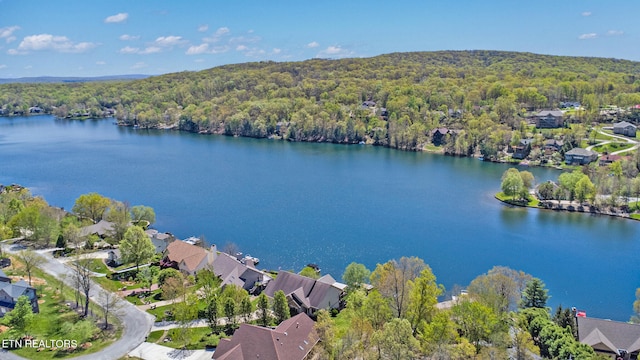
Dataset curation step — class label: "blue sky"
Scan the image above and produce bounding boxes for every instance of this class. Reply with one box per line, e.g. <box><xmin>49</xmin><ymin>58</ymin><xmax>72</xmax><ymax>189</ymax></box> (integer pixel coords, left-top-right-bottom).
<box><xmin>1</xmin><ymin>0</ymin><xmax>638</xmax><ymax>78</ymax></box>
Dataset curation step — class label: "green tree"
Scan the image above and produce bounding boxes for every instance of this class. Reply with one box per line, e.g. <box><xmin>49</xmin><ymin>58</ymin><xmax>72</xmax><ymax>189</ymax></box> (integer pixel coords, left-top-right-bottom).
<box><xmin>196</xmin><ymin>268</ymin><xmax>221</xmax><ymax>302</ymax></box>
<box><xmin>273</xmin><ymin>290</ymin><xmax>290</xmax><ymax>324</ymax></box>
<box><xmin>417</xmin><ymin>310</ymin><xmax>458</xmax><ymax>356</ymax></box>
<box><xmin>158</xmin><ymin>268</ymin><xmax>183</xmax><ymax>286</ymax></box>
<box><xmin>342</xmin><ymin>262</ymin><xmax>371</xmax><ymax>291</ymax></box>
<box><xmin>206</xmin><ymin>296</ymin><xmax>219</xmax><ymax>332</ymax></box>
<box><xmin>119</xmin><ymin>225</ymin><xmax>155</xmax><ymax>271</ymax></box>
<box><xmin>105</xmin><ymin>200</ymin><xmax>131</xmax><ymax>242</ymax></box>
<box><xmin>136</xmin><ymin>265</ymin><xmax>159</xmax><ymax>294</ymax></box>
<box><xmin>468</xmin><ymin>266</ymin><xmax>532</xmax><ymax>313</ymax></box>
<box><xmin>240</xmin><ymin>295</ymin><xmax>253</xmax><ymax>323</ymax></box>
<box><xmin>372</xmin><ymin>318</ymin><xmax>420</xmax><ymax>360</ymax></box>
<box><xmin>406</xmin><ymin>265</ymin><xmax>443</xmax><ymax>333</ymax></box>
<box><xmin>130</xmin><ymin>205</ymin><xmax>156</xmax><ymax>226</ymax></box>
<box><xmin>558</xmin><ymin>170</ymin><xmax>584</xmax><ymax>201</ymax></box>
<box><xmin>3</xmin><ymin>295</ymin><xmax>33</xmax><ymax>336</ymax></box>
<box><xmin>520</xmin><ymin>278</ymin><xmax>549</xmax><ymax>309</ymax></box>
<box><xmin>574</xmin><ymin>175</ymin><xmax>596</xmax><ymax>204</ymax></box>
<box><xmin>257</xmin><ymin>292</ymin><xmax>271</xmax><ymax>326</ymax></box>
<box><xmin>224</xmin><ymin>297</ymin><xmax>237</xmax><ymax>330</ymax></box>
<box><xmin>299</xmin><ymin>266</ymin><xmax>320</xmax><ymax>279</ymax></box>
<box><xmin>72</xmin><ymin>192</ymin><xmax>111</xmax><ymax>222</ymax></box>
<box><xmin>315</xmin><ymin>309</ymin><xmax>336</xmax><ymax>359</ymax></box>
<box><xmin>363</xmin><ymin>290</ymin><xmax>392</xmax><ymax>331</ymax></box>
<box><xmin>501</xmin><ymin>168</ymin><xmax>524</xmax><ymax>200</ymax></box>
<box><xmin>451</xmin><ymin>300</ymin><xmax>499</xmax><ymax>353</ymax></box>
<box><xmin>370</xmin><ymin>256</ymin><xmax>425</xmax><ymax>318</ymax></box>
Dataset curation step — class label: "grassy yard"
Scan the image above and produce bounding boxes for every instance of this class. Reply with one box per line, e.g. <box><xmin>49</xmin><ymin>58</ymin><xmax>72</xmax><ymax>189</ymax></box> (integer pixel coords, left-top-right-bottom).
<box><xmin>592</xmin><ymin>142</ymin><xmax>634</xmax><ymax>154</ymax></box>
<box><xmin>1</xmin><ymin>256</ymin><xmax>122</xmax><ymax>359</ymax></box>
<box><xmin>495</xmin><ymin>192</ymin><xmax>540</xmax><ymax>207</ymax></box>
<box><xmin>158</xmin><ymin>327</ymin><xmax>224</xmax><ymax>350</ymax></box>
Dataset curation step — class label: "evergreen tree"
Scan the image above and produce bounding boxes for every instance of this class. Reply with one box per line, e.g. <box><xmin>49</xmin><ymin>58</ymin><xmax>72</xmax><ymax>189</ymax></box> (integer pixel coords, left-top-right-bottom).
<box><xmin>520</xmin><ymin>278</ymin><xmax>549</xmax><ymax>309</ymax></box>
<box><xmin>3</xmin><ymin>295</ymin><xmax>33</xmax><ymax>336</ymax></box>
<box><xmin>273</xmin><ymin>290</ymin><xmax>290</xmax><ymax>324</ymax></box>
<box><xmin>257</xmin><ymin>292</ymin><xmax>270</xmax><ymax>326</ymax></box>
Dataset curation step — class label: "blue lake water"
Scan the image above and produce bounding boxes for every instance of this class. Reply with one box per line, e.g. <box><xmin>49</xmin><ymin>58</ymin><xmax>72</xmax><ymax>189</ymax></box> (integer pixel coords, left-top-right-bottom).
<box><xmin>1</xmin><ymin>116</ymin><xmax>638</xmax><ymax>320</ymax></box>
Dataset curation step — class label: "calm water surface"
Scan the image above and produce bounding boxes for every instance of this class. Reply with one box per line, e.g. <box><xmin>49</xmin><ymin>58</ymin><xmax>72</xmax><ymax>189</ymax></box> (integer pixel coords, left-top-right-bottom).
<box><xmin>1</xmin><ymin>116</ymin><xmax>638</xmax><ymax>320</ymax></box>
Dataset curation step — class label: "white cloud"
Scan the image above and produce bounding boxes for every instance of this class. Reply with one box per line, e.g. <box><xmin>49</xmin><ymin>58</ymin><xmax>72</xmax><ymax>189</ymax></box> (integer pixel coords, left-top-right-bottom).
<box><xmin>131</xmin><ymin>62</ymin><xmax>147</xmax><ymax>69</ymax></box>
<box><xmin>140</xmin><ymin>46</ymin><xmax>161</xmax><ymax>54</ymax></box>
<box><xmin>96</xmin><ymin>61</ymin><xmax>106</xmax><ymax>65</ymax></box>
<box><xmin>317</xmin><ymin>45</ymin><xmax>355</xmax><ymax>58</ymax></box>
<box><xmin>581</xmin><ymin>11</ymin><xmax>592</xmax><ymax>17</ymax></box>
<box><xmin>578</xmin><ymin>33</ymin><xmax>597</xmax><ymax>40</ymax></box>
<box><xmin>198</xmin><ymin>25</ymin><xmax>209</xmax><ymax>32</ymax></box>
<box><xmin>105</xmin><ymin>13</ymin><xmax>128</xmax><ymax>23</ymax></box>
<box><xmin>154</xmin><ymin>35</ymin><xmax>184</xmax><ymax>47</ymax></box>
<box><xmin>236</xmin><ymin>45</ymin><xmax>248</xmax><ymax>51</ymax></box>
<box><xmin>119</xmin><ymin>46</ymin><xmax>139</xmax><ymax>54</ymax></box>
<box><xmin>186</xmin><ymin>43</ymin><xmax>209</xmax><ymax>55</ymax></box>
<box><xmin>8</xmin><ymin>34</ymin><xmax>97</xmax><ymax>54</ymax></box>
<box><xmin>204</xmin><ymin>27</ymin><xmax>231</xmax><ymax>43</ymax></box>
<box><xmin>230</xmin><ymin>35</ymin><xmax>260</xmax><ymax>45</ymax></box>
<box><xmin>0</xmin><ymin>64</ymin><xmax>6</xmax><ymax>69</ymax></box>
<box><xmin>306</xmin><ymin>41</ymin><xmax>319</xmax><ymax>48</ymax></box>
<box><xmin>0</xmin><ymin>26</ymin><xmax>19</xmax><ymax>43</ymax></box>
<box><xmin>272</xmin><ymin>48</ymin><xmax>281</xmax><ymax>54</ymax></box>
<box><xmin>607</xmin><ymin>30</ymin><xmax>624</xmax><ymax>36</ymax></box>
<box><xmin>119</xmin><ymin>34</ymin><xmax>140</xmax><ymax>41</ymax></box>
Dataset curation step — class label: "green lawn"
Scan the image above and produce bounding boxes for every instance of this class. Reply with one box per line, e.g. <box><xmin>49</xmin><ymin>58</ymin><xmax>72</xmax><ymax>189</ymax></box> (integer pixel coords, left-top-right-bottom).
<box><xmin>160</xmin><ymin>327</ymin><xmax>224</xmax><ymax>350</ymax></box>
<box><xmin>87</xmin><ymin>258</ymin><xmax>110</xmax><ymax>274</ymax></box>
<box><xmin>2</xmin><ymin>257</ymin><xmax>122</xmax><ymax>359</ymax></box>
<box><xmin>495</xmin><ymin>192</ymin><xmax>540</xmax><ymax>207</ymax></box>
<box><xmin>592</xmin><ymin>142</ymin><xmax>634</xmax><ymax>154</ymax></box>
<box><xmin>630</xmin><ymin>213</ymin><xmax>640</xmax><ymax>220</ymax></box>
<box><xmin>146</xmin><ymin>330</ymin><xmax>164</xmax><ymax>343</ymax></box>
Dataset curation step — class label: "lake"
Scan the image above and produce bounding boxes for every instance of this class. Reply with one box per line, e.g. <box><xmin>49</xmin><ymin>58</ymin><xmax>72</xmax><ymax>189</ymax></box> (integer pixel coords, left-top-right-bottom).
<box><xmin>1</xmin><ymin>115</ymin><xmax>638</xmax><ymax>320</ymax></box>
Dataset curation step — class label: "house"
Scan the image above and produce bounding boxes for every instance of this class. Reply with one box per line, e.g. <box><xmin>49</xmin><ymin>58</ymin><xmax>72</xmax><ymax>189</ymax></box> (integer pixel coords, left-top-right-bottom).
<box><xmin>430</xmin><ymin>128</ymin><xmax>460</xmax><ymax>146</ymax></box>
<box><xmin>145</xmin><ymin>229</ymin><xmax>175</xmax><ymax>253</ymax></box>
<box><xmin>577</xmin><ymin>316</ymin><xmax>640</xmax><ymax>359</ymax></box>
<box><xmin>534</xmin><ymin>110</ymin><xmax>564</xmax><ymax>128</ymax></box>
<box><xmin>544</xmin><ymin>139</ymin><xmax>564</xmax><ymax>152</ymax></box>
<box><xmin>79</xmin><ymin>220</ymin><xmax>115</xmax><ymax>238</ymax></box>
<box><xmin>213</xmin><ymin>313</ymin><xmax>319</xmax><ymax>360</ymax></box>
<box><xmin>613</xmin><ymin>121</ymin><xmax>637</xmax><ymax>137</ymax></box>
<box><xmin>0</xmin><ymin>270</ymin><xmax>39</xmax><ymax>316</ymax></box>
<box><xmin>161</xmin><ymin>240</ymin><xmax>215</xmax><ymax>276</ymax></box>
<box><xmin>211</xmin><ymin>250</ymin><xmax>272</xmax><ymax>294</ymax></box>
<box><xmin>263</xmin><ymin>271</ymin><xmax>346</xmax><ymax>315</ymax></box>
<box><xmin>565</xmin><ymin>148</ymin><xmax>598</xmax><ymax>165</ymax></box>
<box><xmin>599</xmin><ymin>154</ymin><xmax>623</xmax><ymax>166</ymax></box>
<box><xmin>512</xmin><ymin>139</ymin><xmax>533</xmax><ymax>159</ymax></box>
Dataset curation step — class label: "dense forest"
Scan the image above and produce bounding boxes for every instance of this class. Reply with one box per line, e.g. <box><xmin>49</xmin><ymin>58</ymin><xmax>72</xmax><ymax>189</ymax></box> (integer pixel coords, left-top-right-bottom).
<box><xmin>2</xmin><ymin>50</ymin><xmax>640</xmax><ymax>154</ymax></box>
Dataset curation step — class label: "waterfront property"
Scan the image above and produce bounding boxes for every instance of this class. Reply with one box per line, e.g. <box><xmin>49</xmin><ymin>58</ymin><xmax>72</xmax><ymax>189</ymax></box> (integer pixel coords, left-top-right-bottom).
<box><xmin>534</xmin><ymin>110</ymin><xmax>564</xmax><ymax>128</ymax></box>
<box><xmin>0</xmin><ymin>269</ymin><xmax>39</xmax><ymax>316</ymax></box>
<box><xmin>564</xmin><ymin>147</ymin><xmax>598</xmax><ymax>165</ymax></box>
<box><xmin>577</xmin><ymin>316</ymin><xmax>640</xmax><ymax>359</ymax></box>
<box><xmin>213</xmin><ymin>313</ymin><xmax>319</xmax><ymax>360</ymax></box>
<box><xmin>79</xmin><ymin>219</ymin><xmax>116</xmax><ymax>238</ymax></box>
<box><xmin>263</xmin><ymin>271</ymin><xmax>346</xmax><ymax>315</ymax></box>
<box><xmin>211</xmin><ymin>250</ymin><xmax>273</xmax><ymax>294</ymax></box>
<box><xmin>161</xmin><ymin>240</ymin><xmax>215</xmax><ymax>276</ymax></box>
<box><xmin>145</xmin><ymin>229</ymin><xmax>175</xmax><ymax>253</ymax></box>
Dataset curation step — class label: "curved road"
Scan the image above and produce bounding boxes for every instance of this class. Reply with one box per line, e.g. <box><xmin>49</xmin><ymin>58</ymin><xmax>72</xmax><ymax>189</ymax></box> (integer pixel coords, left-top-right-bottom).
<box><xmin>586</xmin><ymin>129</ymin><xmax>639</xmax><ymax>155</ymax></box>
<box><xmin>1</xmin><ymin>245</ymin><xmax>155</xmax><ymax>360</ymax></box>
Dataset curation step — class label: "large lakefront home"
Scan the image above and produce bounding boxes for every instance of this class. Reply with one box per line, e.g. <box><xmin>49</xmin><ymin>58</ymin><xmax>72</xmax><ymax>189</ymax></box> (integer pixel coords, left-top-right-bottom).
<box><xmin>534</xmin><ymin>110</ymin><xmax>564</xmax><ymax>128</ymax></box>
<box><xmin>263</xmin><ymin>271</ymin><xmax>346</xmax><ymax>315</ymax></box>
<box><xmin>213</xmin><ymin>313</ymin><xmax>319</xmax><ymax>360</ymax></box>
<box><xmin>0</xmin><ymin>269</ymin><xmax>39</xmax><ymax>316</ymax></box>
<box><xmin>161</xmin><ymin>240</ymin><xmax>215</xmax><ymax>276</ymax></box>
<box><xmin>613</xmin><ymin>121</ymin><xmax>637</xmax><ymax>137</ymax></box>
<box><xmin>577</xmin><ymin>316</ymin><xmax>640</xmax><ymax>359</ymax></box>
<box><xmin>564</xmin><ymin>148</ymin><xmax>598</xmax><ymax>165</ymax></box>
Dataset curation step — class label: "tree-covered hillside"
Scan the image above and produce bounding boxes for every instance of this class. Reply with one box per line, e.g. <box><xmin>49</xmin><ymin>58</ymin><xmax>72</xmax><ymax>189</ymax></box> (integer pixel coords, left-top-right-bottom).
<box><xmin>2</xmin><ymin>50</ymin><xmax>640</xmax><ymax>152</ymax></box>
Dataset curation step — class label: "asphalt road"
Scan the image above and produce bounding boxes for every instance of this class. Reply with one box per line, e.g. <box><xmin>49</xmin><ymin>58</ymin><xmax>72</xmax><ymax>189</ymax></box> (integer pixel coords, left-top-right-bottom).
<box><xmin>0</xmin><ymin>245</ymin><xmax>155</xmax><ymax>360</ymax></box>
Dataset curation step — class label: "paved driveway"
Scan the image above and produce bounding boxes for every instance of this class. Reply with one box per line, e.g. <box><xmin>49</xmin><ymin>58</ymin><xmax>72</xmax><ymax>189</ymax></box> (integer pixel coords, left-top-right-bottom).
<box><xmin>0</xmin><ymin>245</ymin><xmax>155</xmax><ymax>360</ymax></box>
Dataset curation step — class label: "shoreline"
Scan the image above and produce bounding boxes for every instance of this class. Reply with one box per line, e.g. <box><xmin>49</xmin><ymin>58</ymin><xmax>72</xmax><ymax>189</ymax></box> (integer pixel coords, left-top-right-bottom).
<box><xmin>495</xmin><ymin>193</ymin><xmax>639</xmax><ymax>221</ymax></box>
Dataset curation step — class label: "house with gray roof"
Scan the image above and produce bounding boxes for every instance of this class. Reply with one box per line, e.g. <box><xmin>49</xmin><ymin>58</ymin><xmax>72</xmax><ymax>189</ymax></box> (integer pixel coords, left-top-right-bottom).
<box><xmin>211</xmin><ymin>251</ymin><xmax>272</xmax><ymax>294</ymax></box>
<box><xmin>534</xmin><ymin>110</ymin><xmax>564</xmax><ymax>128</ymax></box>
<box><xmin>213</xmin><ymin>313</ymin><xmax>319</xmax><ymax>360</ymax></box>
<box><xmin>565</xmin><ymin>148</ymin><xmax>598</xmax><ymax>165</ymax></box>
<box><xmin>263</xmin><ymin>271</ymin><xmax>345</xmax><ymax>315</ymax></box>
<box><xmin>79</xmin><ymin>219</ymin><xmax>115</xmax><ymax>238</ymax></box>
<box><xmin>577</xmin><ymin>316</ymin><xmax>640</xmax><ymax>359</ymax></box>
<box><xmin>145</xmin><ymin>229</ymin><xmax>175</xmax><ymax>253</ymax></box>
<box><xmin>613</xmin><ymin>121</ymin><xmax>637</xmax><ymax>137</ymax></box>
<box><xmin>0</xmin><ymin>269</ymin><xmax>38</xmax><ymax>316</ymax></box>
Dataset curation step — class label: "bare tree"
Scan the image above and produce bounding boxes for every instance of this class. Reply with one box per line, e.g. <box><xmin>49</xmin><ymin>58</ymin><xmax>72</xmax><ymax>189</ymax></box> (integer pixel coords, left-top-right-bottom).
<box><xmin>98</xmin><ymin>290</ymin><xmax>122</xmax><ymax>329</ymax></box>
<box><xmin>15</xmin><ymin>249</ymin><xmax>44</xmax><ymax>286</ymax></box>
<box><xmin>72</xmin><ymin>253</ymin><xmax>93</xmax><ymax>317</ymax></box>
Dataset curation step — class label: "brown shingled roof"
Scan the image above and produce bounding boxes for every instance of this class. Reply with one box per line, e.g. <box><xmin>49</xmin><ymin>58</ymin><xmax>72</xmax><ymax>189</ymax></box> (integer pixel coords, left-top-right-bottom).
<box><xmin>213</xmin><ymin>313</ymin><xmax>319</xmax><ymax>360</ymax></box>
<box><xmin>165</xmin><ymin>241</ymin><xmax>208</xmax><ymax>273</ymax></box>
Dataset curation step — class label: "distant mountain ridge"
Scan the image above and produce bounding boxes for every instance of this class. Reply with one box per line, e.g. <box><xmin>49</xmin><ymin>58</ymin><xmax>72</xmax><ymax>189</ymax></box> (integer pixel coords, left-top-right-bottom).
<box><xmin>0</xmin><ymin>74</ymin><xmax>150</xmax><ymax>84</ymax></box>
